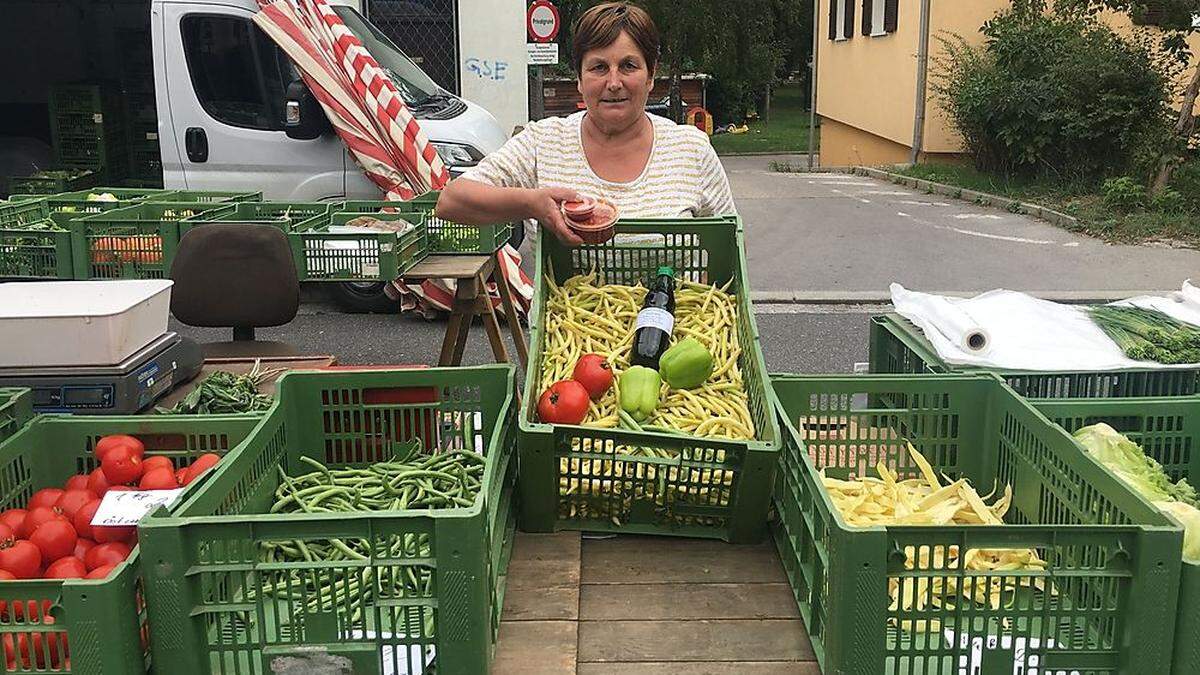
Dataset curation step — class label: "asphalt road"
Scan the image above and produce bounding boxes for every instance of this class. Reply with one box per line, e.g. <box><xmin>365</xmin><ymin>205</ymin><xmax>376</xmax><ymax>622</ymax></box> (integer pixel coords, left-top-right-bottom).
<box><xmin>722</xmin><ymin>156</ymin><xmax>1200</xmax><ymax>296</ymax></box>
<box><xmin>171</xmin><ymin>304</ymin><xmax>880</xmax><ymax>375</ymax></box>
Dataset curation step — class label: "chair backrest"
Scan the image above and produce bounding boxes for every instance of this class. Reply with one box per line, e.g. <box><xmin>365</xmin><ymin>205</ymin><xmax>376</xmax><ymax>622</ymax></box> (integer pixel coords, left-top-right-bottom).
<box><xmin>170</xmin><ymin>223</ymin><xmax>299</xmax><ymax>329</ymax></box>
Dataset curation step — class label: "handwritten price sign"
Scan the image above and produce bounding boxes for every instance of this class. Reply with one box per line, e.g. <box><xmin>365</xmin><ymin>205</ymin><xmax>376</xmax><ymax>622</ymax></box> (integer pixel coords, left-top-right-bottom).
<box><xmin>92</xmin><ymin>489</ymin><xmax>186</xmax><ymax>527</ymax></box>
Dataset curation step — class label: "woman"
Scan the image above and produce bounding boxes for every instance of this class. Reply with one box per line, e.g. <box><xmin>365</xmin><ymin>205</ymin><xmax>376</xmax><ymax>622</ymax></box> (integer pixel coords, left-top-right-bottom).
<box><xmin>436</xmin><ymin>1</ymin><xmax>736</xmax><ymax>246</ymax></box>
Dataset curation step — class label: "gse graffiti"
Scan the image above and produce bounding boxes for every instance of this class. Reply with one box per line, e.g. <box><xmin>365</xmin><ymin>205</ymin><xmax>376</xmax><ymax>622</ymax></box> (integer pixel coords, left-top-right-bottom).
<box><xmin>465</xmin><ymin>58</ymin><xmax>508</xmax><ymax>82</ymax></box>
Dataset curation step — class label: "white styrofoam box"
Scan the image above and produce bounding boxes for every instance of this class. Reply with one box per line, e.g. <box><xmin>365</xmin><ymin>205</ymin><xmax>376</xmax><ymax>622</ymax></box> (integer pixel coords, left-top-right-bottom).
<box><xmin>0</xmin><ymin>280</ymin><xmax>172</xmax><ymax>368</ymax></box>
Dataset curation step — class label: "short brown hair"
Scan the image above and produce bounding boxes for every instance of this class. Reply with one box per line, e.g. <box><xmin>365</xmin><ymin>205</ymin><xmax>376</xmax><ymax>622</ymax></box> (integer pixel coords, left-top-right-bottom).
<box><xmin>572</xmin><ymin>2</ymin><xmax>659</xmax><ymax>77</ymax></box>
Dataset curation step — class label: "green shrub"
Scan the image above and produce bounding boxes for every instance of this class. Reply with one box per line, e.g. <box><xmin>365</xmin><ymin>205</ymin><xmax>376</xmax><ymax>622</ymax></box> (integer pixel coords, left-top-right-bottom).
<box><xmin>1101</xmin><ymin>177</ymin><xmax>1147</xmax><ymax>210</ymax></box>
<box><xmin>935</xmin><ymin>9</ymin><xmax>1171</xmax><ymax>179</ymax></box>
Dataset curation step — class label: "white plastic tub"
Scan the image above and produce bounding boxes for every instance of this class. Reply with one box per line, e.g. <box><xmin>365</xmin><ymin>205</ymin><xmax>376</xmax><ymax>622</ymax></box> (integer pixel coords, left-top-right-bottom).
<box><xmin>0</xmin><ymin>280</ymin><xmax>172</xmax><ymax>368</ymax></box>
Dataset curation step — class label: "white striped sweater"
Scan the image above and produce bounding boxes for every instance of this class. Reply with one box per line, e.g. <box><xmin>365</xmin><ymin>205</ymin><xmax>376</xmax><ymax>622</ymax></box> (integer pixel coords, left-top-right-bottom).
<box><xmin>461</xmin><ymin>112</ymin><xmax>737</xmax><ymax>218</ymax></box>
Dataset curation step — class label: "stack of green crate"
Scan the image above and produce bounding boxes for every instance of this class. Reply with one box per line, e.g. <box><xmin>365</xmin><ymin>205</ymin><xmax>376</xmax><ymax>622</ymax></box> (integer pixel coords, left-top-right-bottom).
<box><xmin>869</xmin><ymin>313</ymin><xmax>1200</xmax><ymax>397</ymax></box>
<box><xmin>0</xmin><ymin>412</ymin><xmax>263</xmax><ymax>673</ymax></box>
<box><xmin>124</xmin><ymin>92</ymin><xmax>160</xmax><ymax>184</ymax></box>
<box><xmin>769</xmin><ymin>372</ymin><xmax>1185</xmax><ymax>674</ymax></box>
<box><xmin>8</xmin><ymin>169</ymin><xmax>100</xmax><ymax>196</ymax></box>
<box><xmin>518</xmin><ymin>217</ymin><xmax>781</xmax><ymax>543</ymax></box>
<box><xmin>339</xmin><ymin>191</ymin><xmax>512</xmax><ymax>254</ymax></box>
<box><xmin>0</xmin><ymin>388</ymin><xmax>33</xmax><ymax>446</ymax></box>
<box><xmin>0</xmin><ymin>199</ymin><xmax>74</xmax><ymax>279</ymax></box>
<box><xmin>139</xmin><ymin>365</ymin><xmax>519</xmax><ymax>674</ymax></box>
<box><xmin>71</xmin><ymin>200</ymin><xmax>232</xmax><ymax>280</ymax></box>
<box><xmin>50</xmin><ymin>84</ymin><xmax>127</xmax><ymax>183</ymax></box>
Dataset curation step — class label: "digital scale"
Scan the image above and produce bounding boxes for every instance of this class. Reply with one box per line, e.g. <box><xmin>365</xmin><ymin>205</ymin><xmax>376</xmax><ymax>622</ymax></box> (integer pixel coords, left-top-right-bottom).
<box><xmin>0</xmin><ymin>332</ymin><xmax>204</xmax><ymax>415</ymax></box>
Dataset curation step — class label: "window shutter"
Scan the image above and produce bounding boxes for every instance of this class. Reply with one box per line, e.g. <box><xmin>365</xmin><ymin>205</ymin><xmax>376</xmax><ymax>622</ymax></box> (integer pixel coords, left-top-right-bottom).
<box><xmin>884</xmin><ymin>0</ymin><xmax>899</xmax><ymax>33</ymax></box>
<box><xmin>829</xmin><ymin>0</ymin><xmax>837</xmax><ymax>40</ymax></box>
<box><xmin>844</xmin><ymin>0</ymin><xmax>855</xmax><ymax>40</ymax></box>
<box><xmin>862</xmin><ymin>0</ymin><xmax>873</xmax><ymax>36</ymax></box>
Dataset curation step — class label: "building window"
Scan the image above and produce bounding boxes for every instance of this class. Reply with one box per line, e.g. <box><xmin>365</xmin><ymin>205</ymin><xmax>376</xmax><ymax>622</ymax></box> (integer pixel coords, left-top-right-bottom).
<box><xmin>862</xmin><ymin>0</ymin><xmax>899</xmax><ymax>37</ymax></box>
<box><xmin>829</xmin><ymin>0</ymin><xmax>853</xmax><ymax>41</ymax></box>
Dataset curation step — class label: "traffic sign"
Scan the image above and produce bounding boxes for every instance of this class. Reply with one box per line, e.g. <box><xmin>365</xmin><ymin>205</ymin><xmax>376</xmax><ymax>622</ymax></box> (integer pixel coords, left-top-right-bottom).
<box><xmin>527</xmin><ymin>0</ymin><xmax>560</xmax><ymax>43</ymax></box>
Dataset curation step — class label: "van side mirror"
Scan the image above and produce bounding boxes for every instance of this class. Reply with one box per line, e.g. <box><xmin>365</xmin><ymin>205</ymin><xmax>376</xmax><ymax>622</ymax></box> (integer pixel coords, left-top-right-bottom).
<box><xmin>284</xmin><ymin>79</ymin><xmax>331</xmax><ymax>140</ymax></box>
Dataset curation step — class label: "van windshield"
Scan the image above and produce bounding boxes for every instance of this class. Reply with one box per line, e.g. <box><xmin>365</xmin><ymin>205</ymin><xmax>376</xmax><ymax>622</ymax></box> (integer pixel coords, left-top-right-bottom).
<box><xmin>331</xmin><ymin>6</ymin><xmax>440</xmax><ymax>106</ymax></box>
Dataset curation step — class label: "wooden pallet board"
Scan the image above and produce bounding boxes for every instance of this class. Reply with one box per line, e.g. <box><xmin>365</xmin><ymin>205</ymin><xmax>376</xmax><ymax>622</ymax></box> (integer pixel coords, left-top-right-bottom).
<box><xmin>492</xmin><ymin>533</ymin><xmax>817</xmax><ymax>674</ymax></box>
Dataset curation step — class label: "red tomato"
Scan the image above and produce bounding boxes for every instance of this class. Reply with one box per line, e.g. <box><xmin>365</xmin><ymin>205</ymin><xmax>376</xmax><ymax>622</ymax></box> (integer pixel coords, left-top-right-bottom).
<box><xmin>537</xmin><ymin>380</ymin><xmax>590</xmax><ymax>425</ymax></box>
<box><xmin>106</xmin><ymin>486</ymin><xmax>135</xmax><ymax>493</ymax></box>
<box><xmin>94</xmin><ymin>525</ymin><xmax>134</xmax><ymax>544</ymax></box>
<box><xmin>64</xmin><ymin>474</ymin><xmax>90</xmax><ymax>492</ymax></box>
<box><xmin>175</xmin><ymin>468</ymin><xmax>187</xmax><ymax>486</ymax></box>
<box><xmin>72</xmin><ymin>500</ymin><xmax>99</xmax><ymax>541</ymax></box>
<box><xmin>0</xmin><ymin>569</ymin><xmax>14</xmax><ymax>581</ymax></box>
<box><xmin>181</xmin><ymin>453</ymin><xmax>221</xmax><ymax>486</ymax></box>
<box><xmin>5</xmin><ymin>631</ymin><xmax>64</xmax><ymax>670</ymax></box>
<box><xmin>84</xmin><ymin>542</ymin><xmax>130</xmax><ymax>571</ymax></box>
<box><xmin>73</xmin><ymin>538</ymin><xmax>95</xmax><ymax>561</ymax></box>
<box><xmin>85</xmin><ymin>563</ymin><xmax>116</xmax><ymax>580</ymax></box>
<box><xmin>27</xmin><ymin>488</ymin><xmax>63</xmax><ymax>512</ymax></box>
<box><xmin>45</xmin><ymin>556</ymin><xmax>87</xmax><ymax>579</ymax></box>
<box><xmin>94</xmin><ymin>435</ymin><xmax>144</xmax><ymax>463</ymax></box>
<box><xmin>86</xmin><ymin>468</ymin><xmax>111</xmax><ymax>497</ymax></box>
<box><xmin>0</xmin><ymin>540</ymin><xmax>41</xmax><ymax>579</ymax></box>
<box><xmin>19</xmin><ymin>507</ymin><xmax>66</xmax><ymax>540</ymax></box>
<box><xmin>139</xmin><ymin>467</ymin><xmax>179</xmax><ymax>491</ymax></box>
<box><xmin>573</xmin><ymin>354</ymin><xmax>615</xmax><ymax>400</ymax></box>
<box><xmin>30</xmin><ymin>520</ymin><xmax>77</xmax><ymax>563</ymax></box>
<box><xmin>141</xmin><ymin>456</ymin><xmax>174</xmax><ymax>475</ymax></box>
<box><xmin>0</xmin><ymin>523</ymin><xmax>13</xmax><ymax>545</ymax></box>
<box><xmin>101</xmin><ymin>448</ymin><xmax>143</xmax><ymax>485</ymax></box>
<box><xmin>54</xmin><ymin>489</ymin><xmax>93</xmax><ymax>521</ymax></box>
<box><xmin>0</xmin><ymin>510</ymin><xmax>25</xmax><ymax>534</ymax></box>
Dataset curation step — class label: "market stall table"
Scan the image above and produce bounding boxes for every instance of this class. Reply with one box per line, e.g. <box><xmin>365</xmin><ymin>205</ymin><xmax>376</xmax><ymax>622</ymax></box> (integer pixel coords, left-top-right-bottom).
<box><xmin>404</xmin><ymin>253</ymin><xmax>528</xmax><ymax>367</ymax></box>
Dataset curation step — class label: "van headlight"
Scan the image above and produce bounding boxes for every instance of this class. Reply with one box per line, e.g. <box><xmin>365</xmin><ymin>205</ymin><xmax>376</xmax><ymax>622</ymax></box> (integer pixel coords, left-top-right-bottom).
<box><xmin>432</xmin><ymin>142</ymin><xmax>482</xmax><ymax>168</ymax></box>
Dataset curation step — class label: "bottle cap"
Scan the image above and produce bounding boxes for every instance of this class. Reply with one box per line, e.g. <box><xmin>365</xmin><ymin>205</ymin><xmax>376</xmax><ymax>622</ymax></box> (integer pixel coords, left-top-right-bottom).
<box><xmin>656</xmin><ymin>266</ymin><xmax>674</xmax><ymax>278</ymax></box>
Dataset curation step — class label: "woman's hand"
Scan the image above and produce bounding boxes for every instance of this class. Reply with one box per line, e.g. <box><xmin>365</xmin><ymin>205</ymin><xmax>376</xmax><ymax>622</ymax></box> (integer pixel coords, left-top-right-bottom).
<box><xmin>526</xmin><ymin>187</ymin><xmax>584</xmax><ymax>246</ymax></box>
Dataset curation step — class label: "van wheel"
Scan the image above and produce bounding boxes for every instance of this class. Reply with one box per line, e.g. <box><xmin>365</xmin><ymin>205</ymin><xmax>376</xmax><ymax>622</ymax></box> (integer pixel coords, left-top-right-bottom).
<box><xmin>508</xmin><ymin>221</ymin><xmax>525</xmax><ymax>249</ymax></box>
<box><xmin>329</xmin><ymin>281</ymin><xmax>399</xmax><ymax>313</ymax></box>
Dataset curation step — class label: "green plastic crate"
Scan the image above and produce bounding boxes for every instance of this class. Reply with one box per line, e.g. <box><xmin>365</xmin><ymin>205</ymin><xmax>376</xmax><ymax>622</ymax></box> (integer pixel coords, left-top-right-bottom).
<box><xmin>285</xmin><ymin>210</ymin><xmax>427</xmax><ymax>281</ymax></box>
<box><xmin>179</xmin><ymin>201</ymin><xmax>330</xmax><ymax>233</ymax></box>
<box><xmin>0</xmin><ymin>388</ymin><xmax>32</xmax><ymax>445</ymax></box>
<box><xmin>0</xmin><ymin>219</ymin><xmax>74</xmax><ymax>279</ymax></box>
<box><xmin>0</xmin><ymin>413</ymin><xmax>262</xmax><ymax>675</ymax></box>
<box><xmin>870</xmin><ymin>313</ymin><xmax>1200</xmax><ymax>397</ymax></box>
<box><xmin>518</xmin><ymin>217</ymin><xmax>780</xmax><ymax>543</ymax></box>
<box><xmin>71</xmin><ymin>201</ymin><xmax>223</xmax><ymax>280</ymax></box>
<box><xmin>139</xmin><ymin>365</ymin><xmax>518</xmax><ymax>675</ymax></box>
<box><xmin>1033</xmin><ymin>396</ymin><xmax>1200</xmax><ymax>675</ymax></box>
<box><xmin>339</xmin><ymin>192</ymin><xmax>512</xmax><ymax>254</ymax></box>
<box><xmin>9</xmin><ymin>170</ymin><xmax>99</xmax><ymax>196</ymax></box>
<box><xmin>148</xmin><ymin>190</ymin><xmax>261</xmax><ymax>204</ymax></box>
<box><xmin>48</xmin><ymin>84</ymin><xmax>120</xmax><ymax>116</ymax></box>
<box><xmin>769</xmin><ymin>372</ymin><xmax>1183</xmax><ymax>675</ymax></box>
<box><xmin>43</xmin><ymin>187</ymin><xmax>177</xmax><ymax>215</ymax></box>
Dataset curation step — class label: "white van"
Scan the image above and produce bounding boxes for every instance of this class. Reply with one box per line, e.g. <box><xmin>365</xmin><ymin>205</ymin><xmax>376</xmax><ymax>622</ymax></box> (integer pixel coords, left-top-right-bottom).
<box><xmin>153</xmin><ymin>0</ymin><xmax>509</xmax><ymax>198</ymax></box>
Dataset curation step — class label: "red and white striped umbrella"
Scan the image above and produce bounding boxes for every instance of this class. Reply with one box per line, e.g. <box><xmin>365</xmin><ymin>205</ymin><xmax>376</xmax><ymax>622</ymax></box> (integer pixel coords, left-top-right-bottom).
<box><xmin>254</xmin><ymin>0</ymin><xmax>533</xmax><ymax>317</ymax></box>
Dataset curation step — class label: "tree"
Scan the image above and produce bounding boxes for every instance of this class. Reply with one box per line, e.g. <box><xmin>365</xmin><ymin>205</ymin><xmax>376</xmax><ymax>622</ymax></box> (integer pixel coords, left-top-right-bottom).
<box><xmin>1056</xmin><ymin>0</ymin><xmax>1199</xmax><ymax>193</ymax></box>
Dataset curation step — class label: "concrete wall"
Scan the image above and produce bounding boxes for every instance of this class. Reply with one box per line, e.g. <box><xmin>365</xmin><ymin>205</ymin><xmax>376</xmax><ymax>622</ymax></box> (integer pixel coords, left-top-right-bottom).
<box><xmin>457</xmin><ymin>0</ymin><xmax>529</xmax><ymax>134</ymax></box>
<box><xmin>815</xmin><ymin>0</ymin><xmax>922</xmax><ymax>149</ymax></box>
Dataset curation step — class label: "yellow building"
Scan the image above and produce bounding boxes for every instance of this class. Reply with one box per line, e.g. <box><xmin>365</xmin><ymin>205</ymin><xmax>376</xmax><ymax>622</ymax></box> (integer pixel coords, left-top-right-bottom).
<box><xmin>815</xmin><ymin>0</ymin><xmax>1200</xmax><ymax>166</ymax></box>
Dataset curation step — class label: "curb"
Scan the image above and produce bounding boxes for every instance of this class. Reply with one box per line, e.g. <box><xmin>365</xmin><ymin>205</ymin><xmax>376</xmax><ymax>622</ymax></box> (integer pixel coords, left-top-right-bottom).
<box><xmin>849</xmin><ymin>166</ymin><xmax>1080</xmax><ymax>229</ymax></box>
<box><xmin>749</xmin><ymin>290</ymin><xmax>1161</xmax><ymax>305</ymax></box>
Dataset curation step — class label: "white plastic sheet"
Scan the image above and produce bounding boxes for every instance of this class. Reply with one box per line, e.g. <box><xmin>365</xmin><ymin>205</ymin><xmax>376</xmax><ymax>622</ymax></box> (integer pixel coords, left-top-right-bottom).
<box><xmin>889</xmin><ymin>283</ymin><xmax>1200</xmax><ymax>371</ymax></box>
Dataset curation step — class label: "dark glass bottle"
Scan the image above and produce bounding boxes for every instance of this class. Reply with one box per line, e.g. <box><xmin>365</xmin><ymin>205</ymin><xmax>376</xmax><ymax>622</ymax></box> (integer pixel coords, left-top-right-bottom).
<box><xmin>630</xmin><ymin>266</ymin><xmax>676</xmax><ymax>369</ymax></box>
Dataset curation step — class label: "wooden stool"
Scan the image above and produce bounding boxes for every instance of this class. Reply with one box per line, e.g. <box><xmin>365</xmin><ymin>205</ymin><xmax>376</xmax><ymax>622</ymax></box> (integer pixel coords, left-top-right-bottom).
<box><xmin>403</xmin><ymin>253</ymin><xmax>529</xmax><ymax>367</ymax></box>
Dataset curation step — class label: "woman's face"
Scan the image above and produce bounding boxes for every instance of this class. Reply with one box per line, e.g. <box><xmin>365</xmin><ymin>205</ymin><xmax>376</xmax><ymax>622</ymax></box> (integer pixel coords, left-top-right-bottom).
<box><xmin>578</xmin><ymin>31</ymin><xmax>654</xmax><ymax>133</ymax></box>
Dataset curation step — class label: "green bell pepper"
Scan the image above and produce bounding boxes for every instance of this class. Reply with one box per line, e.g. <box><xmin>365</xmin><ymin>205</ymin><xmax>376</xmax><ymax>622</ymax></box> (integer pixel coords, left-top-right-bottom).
<box><xmin>659</xmin><ymin>337</ymin><xmax>714</xmax><ymax>389</ymax></box>
<box><xmin>619</xmin><ymin>366</ymin><xmax>661</xmax><ymax>422</ymax></box>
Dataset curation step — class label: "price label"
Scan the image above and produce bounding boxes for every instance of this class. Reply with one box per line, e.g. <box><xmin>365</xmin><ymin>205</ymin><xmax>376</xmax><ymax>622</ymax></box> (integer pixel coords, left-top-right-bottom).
<box><xmin>92</xmin><ymin>489</ymin><xmax>186</xmax><ymax>526</ymax></box>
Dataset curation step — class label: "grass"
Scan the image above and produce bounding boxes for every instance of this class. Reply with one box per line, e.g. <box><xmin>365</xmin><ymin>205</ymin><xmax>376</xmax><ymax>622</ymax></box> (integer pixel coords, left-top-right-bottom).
<box><xmin>896</xmin><ymin>163</ymin><xmax>1200</xmax><ymax>248</ymax></box>
<box><xmin>710</xmin><ymin>84</ymin><xmax>819</xmax><ymax>155</ymax></box>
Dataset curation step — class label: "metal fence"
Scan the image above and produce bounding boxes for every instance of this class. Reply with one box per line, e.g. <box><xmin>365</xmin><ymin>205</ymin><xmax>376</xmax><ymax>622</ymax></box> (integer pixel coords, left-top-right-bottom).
<box><xmin>366</xmin><ymin>0</ymin><xmax>459</xmax><ymax>94</ymax></box>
